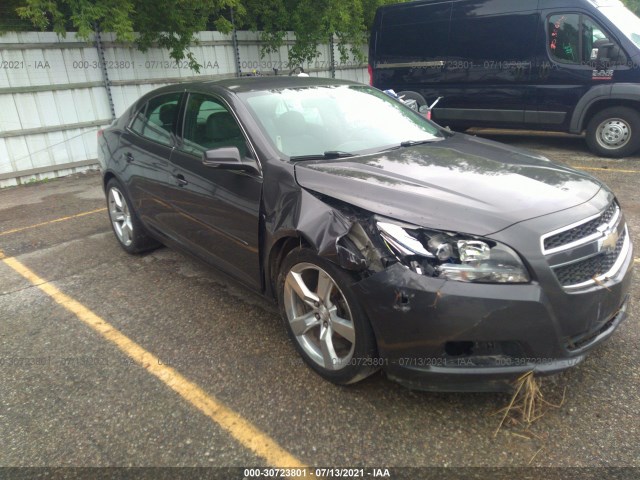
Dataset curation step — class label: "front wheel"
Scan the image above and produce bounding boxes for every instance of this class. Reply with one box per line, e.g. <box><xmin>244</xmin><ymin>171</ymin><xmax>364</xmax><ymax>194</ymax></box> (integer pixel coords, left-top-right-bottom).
<box><xmin>586</xmin><ymin>107</ymin><xmax>640</xmax><ymax>158</ymax></box>
<box><xmin>278</xmin><ymin>248</ymin><xmax>379</xmax><ymax>385</ymax></box>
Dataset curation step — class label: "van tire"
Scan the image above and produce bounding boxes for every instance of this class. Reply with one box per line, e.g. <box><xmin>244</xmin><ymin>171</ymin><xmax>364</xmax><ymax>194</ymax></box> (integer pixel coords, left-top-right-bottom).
<box><xmin>397</xmin><ymin>91</ymin><xmax>427</xmax><ymax>111</ymax></box>
<box><xmin>586</xmin><ymin>107</ymin><xmax>640</xmax><ymax>158</ymax></box>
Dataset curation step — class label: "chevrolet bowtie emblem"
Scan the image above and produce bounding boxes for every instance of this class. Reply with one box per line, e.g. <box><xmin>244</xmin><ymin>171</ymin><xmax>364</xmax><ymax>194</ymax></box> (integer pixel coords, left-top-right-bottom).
<box><xmin>598</xmin><ymin>225</ymin><xmax>620</xmax><ymax>253</ymax></box>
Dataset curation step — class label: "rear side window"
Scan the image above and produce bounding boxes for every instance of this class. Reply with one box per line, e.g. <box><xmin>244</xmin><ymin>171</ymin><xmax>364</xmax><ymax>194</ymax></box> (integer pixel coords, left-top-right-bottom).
<box><xmin>130</xmin><ymin>92</ymin><xmax>182</xmax><ymax>146</ymax></box>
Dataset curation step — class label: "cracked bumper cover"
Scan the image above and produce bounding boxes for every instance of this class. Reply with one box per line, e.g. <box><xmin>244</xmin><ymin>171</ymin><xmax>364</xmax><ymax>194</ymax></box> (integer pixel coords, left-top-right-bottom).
<box><xmin>351</xmin><ymin>251</ymin><xmax>633</xmax><ymax>392</ymax></box>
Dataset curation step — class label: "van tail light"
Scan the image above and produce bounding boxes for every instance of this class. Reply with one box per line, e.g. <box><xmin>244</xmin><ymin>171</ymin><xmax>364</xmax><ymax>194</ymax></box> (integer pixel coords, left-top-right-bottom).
<box><xmin>368</xmin><ymin>64</ymin><xmax>373</xmax><ymax>85</ymax></box>
<box><xmin>426</xmin><ymin>111</ymin><xmax>432</xmax><ymax>120</ymax></box>
<box><xmin>97</xmin><ymin>129</ymin><xmax>104</xmax><ymax>138</ymax></box>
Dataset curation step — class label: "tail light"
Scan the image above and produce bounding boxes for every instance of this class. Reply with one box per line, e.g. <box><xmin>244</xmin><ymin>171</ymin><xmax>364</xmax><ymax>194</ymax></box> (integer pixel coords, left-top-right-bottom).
<box><xmin>97</xmin><ymin>129</ymin><xmax>104</xmax><ymax>138</ymax></box>
<box><xmin>367</xmin><ymin>64</ymin><xmax>373</xmax><ymax>86</ymax></box>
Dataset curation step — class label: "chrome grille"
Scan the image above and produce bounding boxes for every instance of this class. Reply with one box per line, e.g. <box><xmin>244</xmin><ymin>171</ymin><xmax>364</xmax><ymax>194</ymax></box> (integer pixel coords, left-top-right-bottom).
<box><xmin>542</xmin><ymin>201</ymin><xmax>630</xmax><ymax>289</ymax></box>
<box><xmin>553</xmin><ymin>229</ymin><xmax>626</xmax><ymax>287</ymax></box>
<box><xmin>543</xmin><ymin>202</ymin><xmax>618</xmax><ymax>251</ymax></box>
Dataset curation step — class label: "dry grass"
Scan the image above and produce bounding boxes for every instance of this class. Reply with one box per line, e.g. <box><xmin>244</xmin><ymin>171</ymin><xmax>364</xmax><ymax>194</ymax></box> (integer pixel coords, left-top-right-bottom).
<box><xmin>492</xmin><ymin>371</ymin><xmax>566</xmax><ymax>438</ymax></box>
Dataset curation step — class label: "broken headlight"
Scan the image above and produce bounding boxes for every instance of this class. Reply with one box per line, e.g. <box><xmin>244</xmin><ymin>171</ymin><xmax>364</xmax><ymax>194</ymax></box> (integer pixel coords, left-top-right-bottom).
<box><xmin>377</xmin><ymin>221</ymin><xmax>530</xmax><ymax>284</ymax></box>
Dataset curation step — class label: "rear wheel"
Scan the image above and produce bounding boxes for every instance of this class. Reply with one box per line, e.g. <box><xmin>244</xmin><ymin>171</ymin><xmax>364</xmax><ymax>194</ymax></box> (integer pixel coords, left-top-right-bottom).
<box><xmin>586</xmin><ymin>107</ymin><xmax>640</xmax><ymax>158</ymax></box>
<box><xmin>106</xmin><ymin>178</ymin><xmax>159</xmax><ymax>254</ymax></box>
<box><xmin>278</xmin><ymin>248</ymin><xmax>379</xmax><ymax>385</ymax></box>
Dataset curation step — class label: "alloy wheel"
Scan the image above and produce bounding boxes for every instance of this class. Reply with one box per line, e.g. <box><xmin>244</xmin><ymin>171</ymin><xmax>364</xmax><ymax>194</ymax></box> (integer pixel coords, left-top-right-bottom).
<box><xmin>108</xmin><ymin>187</ymin><xmax>134</xmax><ymax>247</ymax></box>
<box><xmin>283</xmin><ymin>262</ymin><xmax>356</xmax><ymax>370</ymax></box>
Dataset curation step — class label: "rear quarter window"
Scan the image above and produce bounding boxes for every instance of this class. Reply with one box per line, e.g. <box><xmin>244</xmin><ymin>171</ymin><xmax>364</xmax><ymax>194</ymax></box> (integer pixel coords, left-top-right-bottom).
<box><xmin>130</xmin><ymin>92</ymin><xmax>182</xmax><ymax>146</ymax></box>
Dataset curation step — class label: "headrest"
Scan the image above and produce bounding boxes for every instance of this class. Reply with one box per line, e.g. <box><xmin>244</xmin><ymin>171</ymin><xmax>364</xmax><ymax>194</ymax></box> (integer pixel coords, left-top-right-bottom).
<box><xmin>275</xmin><ymin>111</ymin><xmax>307</xmax><ymax>136</ymax></box>
<box><xmin>159</xmin><ymin>103</ymin><xmax>177</xmax><ymax>125</ymax></box>
<box><xmin>206</xmin><ymin>111</ymin><xmax>242</xmax><ymax>141</ymax></box>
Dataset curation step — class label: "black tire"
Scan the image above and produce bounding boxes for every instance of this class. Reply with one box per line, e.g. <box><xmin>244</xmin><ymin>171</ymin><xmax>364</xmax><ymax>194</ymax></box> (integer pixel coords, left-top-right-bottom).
<box><xmin>397</xmin><ymin>90</ymin><xmax>427</xmax><ymax>111</ymax></box>
<box><xmin>586</xmin><ymin>107</ymin><xmax>640</xmax><ymax>158</ymax></box>
<box><xmin>277</xmin><ymin>248</ymin><xmax>379</xmax><ymax>385</ymax></box>
<box><xmin>105</xmin><ymin>178</ymin><xmax>159</xmax><ymax>254</ymax></box>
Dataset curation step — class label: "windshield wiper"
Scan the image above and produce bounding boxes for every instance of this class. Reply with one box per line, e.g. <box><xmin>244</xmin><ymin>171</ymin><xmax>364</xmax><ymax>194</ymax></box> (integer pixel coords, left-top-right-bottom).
<box><xmin>381</xmin><ymin>139</ymin><xmax>440</xmax><ymax>152</ymax></box>
<box><xmin>399</xmin><ymin>139</ymin><xmax>439</xmax><ymax>147</ymax></box>
<box><xmin>289</xmin><ymin>151</ymin><xmax>355</xmax><ymax>161</ymax></box>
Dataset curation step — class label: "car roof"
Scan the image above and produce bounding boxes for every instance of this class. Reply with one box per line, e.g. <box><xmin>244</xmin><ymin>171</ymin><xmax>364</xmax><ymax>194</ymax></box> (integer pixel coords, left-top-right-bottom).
<box><xmin>175</xmin><ymin>76</ymin><xmax>362</xmax><ymax>93</ymax></box>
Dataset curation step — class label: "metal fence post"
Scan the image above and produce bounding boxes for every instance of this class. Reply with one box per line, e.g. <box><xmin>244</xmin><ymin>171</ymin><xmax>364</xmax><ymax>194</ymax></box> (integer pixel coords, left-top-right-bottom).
<box><xmin>94</xmin><ymin>25</ymin><xmax>116</xmax><ymax>120</ymax></box>
<box><xmin>329</xmin><ymin>34</ymin><xmax>336</xmax><ymax>79</ymax></box>
<box><xmin>230</xmin><ymin>8</ymin><xmax>241</xmax><ymax>77</ymax></box>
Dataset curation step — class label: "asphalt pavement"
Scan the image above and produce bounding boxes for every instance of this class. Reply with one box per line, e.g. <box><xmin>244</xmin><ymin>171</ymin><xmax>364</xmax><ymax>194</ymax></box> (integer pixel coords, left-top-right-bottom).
<box><xmin>0</xmin><ymin>132</ymin><xmax>638</xmax><ymax>478</ymax></box>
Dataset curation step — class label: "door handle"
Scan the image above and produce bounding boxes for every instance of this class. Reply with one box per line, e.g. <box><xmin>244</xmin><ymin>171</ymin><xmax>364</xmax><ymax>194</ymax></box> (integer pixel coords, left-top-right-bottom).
<box><xmin>175</xmin><ymin>174</ymin><xmax>188</xmax><ymax>186</ymax></box>
<box><xmin>124</xmin><ymin>152</ymin><xmax>134</xmax><ymax>163</ymax></box>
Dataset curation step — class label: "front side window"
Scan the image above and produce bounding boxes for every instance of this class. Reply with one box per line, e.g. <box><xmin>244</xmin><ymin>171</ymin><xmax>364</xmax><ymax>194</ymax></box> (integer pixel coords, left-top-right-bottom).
<box><xmin>181</xmin><ymin>93</ymin><xmax>248</xmax><ymax>157</ymax></box>
<box><xmin>548</xmin><ymin>14</ymin><xmax>626</xmax><ymax>66</ymax></box>
<box><xmin>549</xmin><ymin>14</ymin><xmax>581</xmax><ymax>63</ymax></box>
<box><xmin>130</xmin><ymin>92</ymin><xmax>181</xmax><ymax>146</ymax></box>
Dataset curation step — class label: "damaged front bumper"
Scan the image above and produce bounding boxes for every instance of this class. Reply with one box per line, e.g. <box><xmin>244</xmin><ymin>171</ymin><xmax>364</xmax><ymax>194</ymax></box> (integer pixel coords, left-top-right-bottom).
<box><xmin>352</xmin><ymin>255</ymin><xmax>633</xmax><ymax>392</ymax></box>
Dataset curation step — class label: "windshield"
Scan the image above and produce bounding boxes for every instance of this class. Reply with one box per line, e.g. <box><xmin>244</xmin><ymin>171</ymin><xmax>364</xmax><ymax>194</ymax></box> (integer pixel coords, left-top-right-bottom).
<box><xmin>601</xmin><ymin>4</ymin><xmax>640</xmax><ymax>49</ymax></box>
<box><xmin>239</xmin><ymin>85</ymin><xmax>443</xmax><ymax>158</ymax></box>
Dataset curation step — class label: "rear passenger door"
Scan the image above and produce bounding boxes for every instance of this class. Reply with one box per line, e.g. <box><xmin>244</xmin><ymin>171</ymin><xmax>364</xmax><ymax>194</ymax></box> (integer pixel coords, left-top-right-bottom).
<box><xmin>167</xmin><ymin>91</ymin><xmax>263</xmax><ymax>289</ymax></box>
<box><xmin>437</xmin><ymin>1</ymin><xmax>538</xmax><ymax>128</ymax></box>
<box><xmin>119</xmin><ymin>92</ymin><xmax>182</xmax><ymax>231</ymax></box>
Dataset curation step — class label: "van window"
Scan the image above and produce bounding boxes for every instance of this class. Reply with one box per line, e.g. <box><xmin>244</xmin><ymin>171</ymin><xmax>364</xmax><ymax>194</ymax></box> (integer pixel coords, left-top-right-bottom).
<box><xmin>548</xmin><ymin>14</ymin><xmax>626</xmax><ymax>66</ymax></box>
<box><xmin>549</xmin><ymin>14</ymin><xmax>581</xmax><ymax>63</ymax></box>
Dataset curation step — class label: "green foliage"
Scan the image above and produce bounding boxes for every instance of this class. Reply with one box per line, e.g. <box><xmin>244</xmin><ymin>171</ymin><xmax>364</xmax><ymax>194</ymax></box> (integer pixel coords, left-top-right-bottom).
<box><xmin>238</xmin><ymin>0</ymin><xmax>404</xmax><ymax>64</ymax></box>
<box><xmin>3</xmin><ymin>0</ymin><xmax>422</xmax><ymax>70</ymax></box>
<box><xmin>14</xmin><ymin>0</ymin><xmax>241</xmax><ymax>71</ymax></box>
<box><xmin>0</xmin><ymin>0</ymin><xmax>33</xmax><ymax>31</ymax></box>
<box><xmin>623</xmin><ymin>0</ymin><xmax>640</xmax><ymax>15</ymax></box>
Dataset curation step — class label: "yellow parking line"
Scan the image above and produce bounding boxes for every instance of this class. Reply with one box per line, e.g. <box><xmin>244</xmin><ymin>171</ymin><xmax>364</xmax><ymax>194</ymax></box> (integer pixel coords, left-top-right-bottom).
<box><xmin>568</xmin><ymin>166</ymin><xmax>640</xmax><ymax>174</ymax></box>
<box><xmin>0</xmin><ymin>208</ymin><xmax>107</xmax><ymax>237</ymax></box>
<box><xmin>0</xmin><ymin>250</ymin><xmax>305</xmax><ymax>469</ymax></box>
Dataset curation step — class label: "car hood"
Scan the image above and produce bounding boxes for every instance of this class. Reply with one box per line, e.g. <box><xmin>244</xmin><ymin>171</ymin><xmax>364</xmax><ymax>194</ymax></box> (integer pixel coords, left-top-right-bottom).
<box><xmin>294</xmin><ymin>134</ymin><xmax>603</xmax><ymax>235</ymax></box>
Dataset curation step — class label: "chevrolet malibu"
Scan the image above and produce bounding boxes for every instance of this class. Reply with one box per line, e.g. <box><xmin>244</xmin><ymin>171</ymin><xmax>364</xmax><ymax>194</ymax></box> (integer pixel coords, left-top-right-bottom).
<box><xmin>97</xmin><ymin>77</ymin><xmax>632</xmax><ymax>392</ymax></box>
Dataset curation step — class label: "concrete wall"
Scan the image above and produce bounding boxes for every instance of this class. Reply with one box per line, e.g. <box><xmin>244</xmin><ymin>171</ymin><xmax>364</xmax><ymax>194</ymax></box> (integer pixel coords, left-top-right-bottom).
<box><xmin>0</xmin><ymin>31</ymin><xmax>367</xmax><ymax>188</ymax></box>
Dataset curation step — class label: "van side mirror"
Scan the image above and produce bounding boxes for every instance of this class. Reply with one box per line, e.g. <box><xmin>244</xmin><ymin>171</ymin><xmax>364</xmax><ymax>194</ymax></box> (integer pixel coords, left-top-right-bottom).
<box><xmin>202</xmin><ymin>147</ymin><xmax>259</xmax><ymax>174</ymax></box>
<box><xmin>592</xmin><ymin>38</ymin><xmax>621</xmax><ymax>67</ymax></box>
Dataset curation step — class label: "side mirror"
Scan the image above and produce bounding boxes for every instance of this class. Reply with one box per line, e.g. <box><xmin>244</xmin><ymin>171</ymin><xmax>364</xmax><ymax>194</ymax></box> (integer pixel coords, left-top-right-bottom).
<box><xmin>202</xmin><ymin>147</ymin><xmax>259</xmax><ymax>174</ymax></box>
<box><xmin>592</xmin><ymin>38</ymin><xmax>616</xmax><ymax>66</ymax></box>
